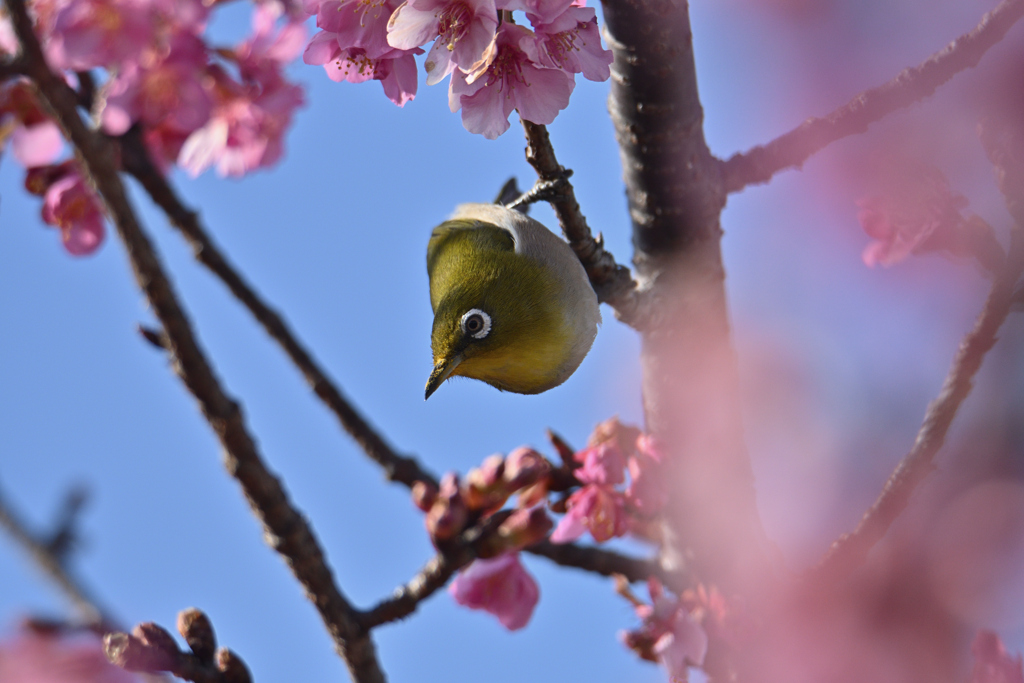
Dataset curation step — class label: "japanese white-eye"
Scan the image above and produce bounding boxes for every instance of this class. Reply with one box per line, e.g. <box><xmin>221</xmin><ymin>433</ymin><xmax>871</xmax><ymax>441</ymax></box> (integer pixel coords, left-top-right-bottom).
<box><xmin>425</xmin><ymin>203</ymin><xmax>601</xmax><ymax>399</ymax></box>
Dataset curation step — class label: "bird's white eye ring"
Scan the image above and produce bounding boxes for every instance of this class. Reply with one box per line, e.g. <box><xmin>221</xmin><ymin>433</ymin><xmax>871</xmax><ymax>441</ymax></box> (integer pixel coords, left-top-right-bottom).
<box><xmin>460</xmin><ymin>309</ymin><xmax>492</xmax><ymax>340</ymax></box>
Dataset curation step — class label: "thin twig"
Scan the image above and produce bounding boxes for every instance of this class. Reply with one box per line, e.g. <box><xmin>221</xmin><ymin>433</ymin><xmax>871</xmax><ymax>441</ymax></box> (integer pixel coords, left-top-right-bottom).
<box><xmin>519</xmin><ymin>120</ymin><xmax>643</xmax><ymax>327</ymax></box>
<box><xmin>815</xmin><ymin>123</ymin><xmax>1024</xmax><ymax>582</ymax></box>
<box><xmin>357</xmin><ymin>553</ymin><xmax>460</xmax><ymax>629</ymax></box>
<box><xmin>5</xmin><ymin>4</ymin><xmax>385</xmax><ymax>680</ymax></box>
<box><xmin>117</xmin><ymin>128</ymin><xmax>436</xmax><ymax>491</ymax></box>
<box><xmin>720</xmin><ymin>0</ymin><xmax>1024</xmax><ymax>194</ymax></box>
<box><xmin>0</xmin><ymin>482</ymin><xmax>110</xmax><ymax>627</ymax></box>
<box><xmin>527</xmin><ymin>540</ymin><xmax>687</xmax><ymax>592</ymax></box>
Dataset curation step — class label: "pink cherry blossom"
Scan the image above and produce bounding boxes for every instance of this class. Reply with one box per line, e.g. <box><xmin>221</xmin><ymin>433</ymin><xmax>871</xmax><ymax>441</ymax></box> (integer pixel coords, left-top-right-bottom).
<box><xmin>314</xmin><ymin>0</ymin><xmax>399</xmax><ymax>59</ymax></box>
<box><xmin>0</xmin><ymin>627</ymin><xmax>140</xmax><ymax>683</ymax></box>
<box><xmin>970</xmin><ymin>630</ymin><xmax>1024</xmax><ymax>683</ymax></box>
<box><xmin>653</xmin><ymin>611</ymin><xmax>708</xmax><ymax>682</ymax></box>
<box><xmin>449</xmin><ymin>23</ymin><xmax>573</xmax><ymax>139</ymax></box>
<box><xmin>625</xmin><ymin>453</ymin><xmax>667</xmax><ymax>516</ymax></box>
<box><xmin>238</xmin><ymin>2</ymin><xmax>309</xmax><ymax>76</ymax></box>
<box><xmin>10</xmin><ymin>121</ymin><xmax>64</xmax><ymax>167</ymax></box>
<box><xmin>41</xmin><ymin>170</ymin><xmax>106</xmax><ymax>256</ymax></box>
<box><xmin>574</xmin><ymin>440</ymin><xmax>626</xmax><ymax>485</ymax></box>
<box><xmin>521</xmin><ymin>6</ymin><xmax>612</xmax><ymax>81</ymax></box>
<box><xmin>550</xmin><ymin>483</ymin><xmax>627</xmax><ymax>543</ymax></box>
<box><xmin>100</xmin><ymin>37</ymin><xmax>213</xmax><ymax>138</ymax></box>
<box><xmin>304</xmin><ymin>31</ymin><xmax>419</xmax><ymax>106</ymax></box>
<box><xmin>387</xmin><ymin>0</ymin><xmax>498</xmax><ymax>85</ymax></box>
<box><xmin>621</xmin><ymin>579</ymin><xmax>709</xmax><ymax>683</ymax></box>
<box><xmin>43</xmin><ymin>0</ymin><xmax>156</xmax><ymax>71</ymax></box>
<box><xmin>501</xmin><ymin>0</ymin><xmax>574</xmax><ymax>24</ymax></box>
<box><xmin>857</xmin><ymin>164</ymin><xmax>976</xmax><ymax>267</ymax></box>
<box><xmin>449</xmin><ymin>552</ymin><xmax>539</xmax><ymax>630</ymax></box>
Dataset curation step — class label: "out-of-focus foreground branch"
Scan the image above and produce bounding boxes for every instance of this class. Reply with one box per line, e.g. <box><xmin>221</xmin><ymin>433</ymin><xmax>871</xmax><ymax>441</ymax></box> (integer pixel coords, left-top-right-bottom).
<box><xmin>816</xmin><ymin>120</ymin><xmax>1024</xmax><ymax>582</ymax></box>
<box><xmin>720</xmin><ymin>0</ymin><xmax>1024</xmax><ymax>194</ymax></box>
<box><xmin>0</xmin><ymin>482</ymin><xmax>110</xmax><ymax>628</ymax></box>
<box><xmin>4</xmin><ymin>2</ymin><xmax>386</xmax><ymax>680</ymax></box>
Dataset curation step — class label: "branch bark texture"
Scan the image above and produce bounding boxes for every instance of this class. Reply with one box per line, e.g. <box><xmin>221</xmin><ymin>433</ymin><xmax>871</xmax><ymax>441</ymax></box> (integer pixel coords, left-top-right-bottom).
<box><xmin>601</xmin><ymin>0</ymin><xmax>768</xmax><ymax>589</ymax></box>
<box><xmin>4</xmin><ymin>4</ymin><xmax>385</xmax><ymax>680</ymax></box>
<box><xmin>118</xmin><ymin>130</ymin><xmax>436</xmax><ymax>490</ymax></box>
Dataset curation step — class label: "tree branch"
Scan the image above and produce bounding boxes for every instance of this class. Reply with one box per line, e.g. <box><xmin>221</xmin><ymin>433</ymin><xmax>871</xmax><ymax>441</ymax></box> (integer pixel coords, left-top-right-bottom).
<box><xmin>720</xmin><ymin>0</ymin><xmax>1024</xmax><ymax>194</ymax></box>
<box><xmin>117</xmin><ymin>128</ymin><xmax>436</xmax><ymax>491</ymax></box>
<box><xmin>0</xmin><ymin>481</ymin><xmax>110</xmax><ymax>627</ymax></box>
<box><xmin>601</xmin><ymin>0</ymin><xmax>768</xmax><ymax>591</ymax></box>
<box><xmin>519</xmin><ymin>120</ymin><xmax>644</xmax><ymax>327</ymax></box>
<box><xmin>4</xmin><ymin>3</ymin><xmax>385</xmax><ymax>680</ymax></box>
<box><xmin>815</xmin><ymin>122</ymin><xmax>1024</xmax><ymax>583</ymax></box>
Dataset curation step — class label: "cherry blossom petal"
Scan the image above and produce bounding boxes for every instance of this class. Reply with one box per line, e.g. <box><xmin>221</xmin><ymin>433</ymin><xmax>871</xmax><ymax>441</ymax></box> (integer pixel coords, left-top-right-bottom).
<box><xmin>449</xmin><ymin>553</ymin><xmax>540</xmax><ymax>630</ymax></box>
<box><xmin>11</xmin><ymin>121</ymin><xmax>64</xmax><ymax>167</ymax></box>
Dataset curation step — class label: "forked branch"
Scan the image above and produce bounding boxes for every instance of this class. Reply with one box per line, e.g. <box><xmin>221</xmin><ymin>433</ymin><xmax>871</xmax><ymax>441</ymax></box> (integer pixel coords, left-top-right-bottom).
<box><xmin>720</xmin><ymin>0</ymin><xmax>1024</xmax><ymax>194</ymax></box>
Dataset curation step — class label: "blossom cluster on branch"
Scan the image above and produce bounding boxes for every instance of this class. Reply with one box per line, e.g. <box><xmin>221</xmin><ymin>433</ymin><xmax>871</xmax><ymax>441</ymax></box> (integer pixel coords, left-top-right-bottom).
<box><xmin>413</xmin><ymin>417</ymin><xmax>706</xmax><ymax>678</ymax></box>
<box><xmin>0</xmin><ymin>0</ymin><xmax>307</xmax><ymax>255</ymax></box>
<box><xmin>302</xmin><ymin>0</ymin><xmax>612</xmax><ymax>138</ymax></box>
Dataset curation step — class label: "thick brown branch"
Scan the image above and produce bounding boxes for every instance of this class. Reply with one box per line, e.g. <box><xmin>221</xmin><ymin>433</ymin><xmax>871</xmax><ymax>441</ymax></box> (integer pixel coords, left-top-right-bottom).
<box><xmin>519</xmin><ymin>120</ymin><xmax>643</xmax><ymax>327</ymax></box>
<box><xmin>720</xmin><ymin>0</ymin><xmax>1024</xmax><ymax>194</ymax></box>
<box><xmin>816</xmin><ymin>125</ymin><xmax>1024</xmax><ymax>583</ymax></box>
<box><xmin>118</xmin><ymin>129</ymin><xmax>435</xmax><ymax>491</ymax></box>
<box><xmin>602</xmin><ymin>0</ymin><xmax>767</xmax><ymax>591</ymax></box>
<box><xmin>4</xmin><ymin>4</ymin><xmax>385</xmax><ymax>680</ymax></box>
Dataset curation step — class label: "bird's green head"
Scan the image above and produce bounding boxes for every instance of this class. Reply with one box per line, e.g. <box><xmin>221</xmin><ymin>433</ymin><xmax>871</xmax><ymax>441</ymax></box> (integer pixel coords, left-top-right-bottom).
<box><xmin>425</xmin><ymin>219</ymin><xmax>574</xmax><ymax>399</ymax></box>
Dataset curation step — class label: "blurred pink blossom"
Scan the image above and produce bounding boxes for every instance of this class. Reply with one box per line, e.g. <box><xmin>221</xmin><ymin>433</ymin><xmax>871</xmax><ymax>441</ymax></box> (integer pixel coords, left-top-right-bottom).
<box><xmin>0</xmin><ymin>627</ymin><xmax>138</xmax><ymax>682</ymax></box>
<box><xmin>100</xmin><ymin>36</ymin><xmax>213</xmax><ymax>138</ymax></box>
<box><xmin>857</xmin><ymin>164</ymin><xmax>985</xmax><ymax>268</ymax></box>
<box><xmin>574</xmin><ymin>440</ymin><xmax>626</xmax><ymax>486</ymax></box>
<box><xmin>237</xmin><ymin>2</ymin><xmax>309</xmax><ymax>78</ymax></box>
<box><xmin>41</xmin><ymin>170</ymin><xmax>105</xmax><ymax>256</ymax></box>
<box><xmin>971</xmin><ymin>631</ymin><xmax>1024</xmax><ymax>683</ymax></box>
<box><xmin>449</xmin><ymin>552</ymin><xmax>539</xmax><ymax>630</ymax></box>
<box><xmin>653</xmin><ymin>610</ymin><xmax>708</xmax><ymax>682</ymax></box>
<box><xmin>43</xmin><ymin>0</ymin><xmax>156</xmax><ymax>70</ymax></box>
<box><xmin>550</xmin><ymin>483</ymin><xmax>627</xmax><ymax>543</ymax></box>
<box><xmin>449</xmin><ymin>23</ymin><xmax>573</xmax><ymax>139</ymax></box>
<box><xmin>386</xmin><ymin>0</ymin><xmax>498</xmax><ymax>85</ymax></box>
<box><xmin>179</xmin><ymin>6</ymin><xmax>306</xmax><ymax>180</ymax></box>
<box><xmin>621</xmin><ymin>578</ymin><xmax>708</xmax><ymax>682</ymax></box>
<box><xmin>10</xmin><ymin>121</ymin><xmax>64</xmax><ymax>167</ymax></box>
<box><xmin>625</xmin><ymin>453</ymin><xmax>667</xmax><ymax>516</ymax></box>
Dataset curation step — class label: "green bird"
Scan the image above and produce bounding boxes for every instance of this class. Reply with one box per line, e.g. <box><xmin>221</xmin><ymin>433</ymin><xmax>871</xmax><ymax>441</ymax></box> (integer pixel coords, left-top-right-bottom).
<box><xmin>425</xmin><ymin>203</ymin><xmax>601</xmax><ymax>399</ymax></box>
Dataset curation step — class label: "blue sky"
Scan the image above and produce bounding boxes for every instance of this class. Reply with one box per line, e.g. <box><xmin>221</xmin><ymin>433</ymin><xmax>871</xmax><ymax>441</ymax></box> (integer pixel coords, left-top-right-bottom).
<box><xmin>1</xmin><ymin>1</ymin><xmax>1022</xmax><ymax>681</ymax></box>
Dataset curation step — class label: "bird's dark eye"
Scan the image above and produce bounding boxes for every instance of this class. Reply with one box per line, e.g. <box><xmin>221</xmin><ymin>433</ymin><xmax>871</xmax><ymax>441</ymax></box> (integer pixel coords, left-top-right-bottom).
<box><xmin>460</xmin><ymin>309</ymin><xmax>492</xmax><ymax>340</ymax></box>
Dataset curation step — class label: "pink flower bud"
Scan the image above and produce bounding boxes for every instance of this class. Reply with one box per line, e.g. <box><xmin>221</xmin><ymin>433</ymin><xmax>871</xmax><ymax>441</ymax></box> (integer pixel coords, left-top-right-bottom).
<box><xmin>411</xmin><ymin>480</ymin><xmax>438</xmax><ymax>512</ymax></box>
<box><xmin>464</xmin><ymin>454</ymin><xmax>508</xmax><ymax>511</ymax></box>
<box><xmin>503</xmin><ymin>447</ymin><xmax>551</xmax><ymax>491</ymax></box>
<box><xmin>426</xmin><ymin>473</ymin><xmax>468</xmax><ymax>542</ymax></box>
<box><xmin>497</xmin><ymin>506</ymin><xmax>553</xmax><ymax>550</ymax></box>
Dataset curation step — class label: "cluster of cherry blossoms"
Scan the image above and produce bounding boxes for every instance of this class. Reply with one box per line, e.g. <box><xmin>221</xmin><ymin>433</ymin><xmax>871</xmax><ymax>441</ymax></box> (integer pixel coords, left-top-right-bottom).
<box><xmin>303</xmin><ymin>0</ymin><xmax>613</xmax><ymax>138</ymax></box>
<box><xmin>0</xmin><ymin>0</ymin><xmax>307</xmax><ymax>255</ymax></box>
<box><xmin>413</xmin><ymin>418</ymin><xmax>690</xmax><ymax>673</ymax></box>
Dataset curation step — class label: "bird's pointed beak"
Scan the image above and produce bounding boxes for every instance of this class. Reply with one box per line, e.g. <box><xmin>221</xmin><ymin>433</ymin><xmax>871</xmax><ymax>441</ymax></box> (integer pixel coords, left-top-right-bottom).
<box><xmin>425</xmin><ymin>354</ymin><xmax>463</xmax><ymax>400</ymax></box>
